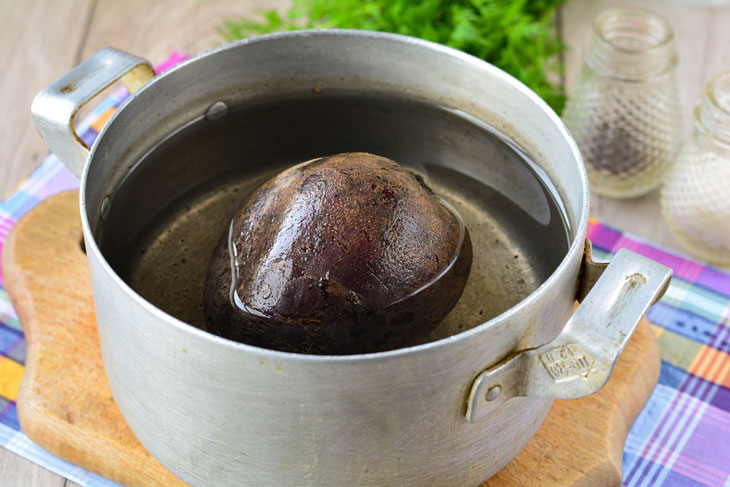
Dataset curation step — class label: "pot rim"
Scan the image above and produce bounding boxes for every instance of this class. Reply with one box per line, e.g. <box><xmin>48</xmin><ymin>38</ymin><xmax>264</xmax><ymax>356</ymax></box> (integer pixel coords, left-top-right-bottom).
<box><xmin>80</xmin><ymin>29</ymin><xmax>589</xmax><ymax>363</ymax></box>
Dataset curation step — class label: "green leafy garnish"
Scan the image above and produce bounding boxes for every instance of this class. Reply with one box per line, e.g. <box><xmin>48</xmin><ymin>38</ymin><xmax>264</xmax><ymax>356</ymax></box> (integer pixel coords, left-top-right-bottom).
<box><xmin>219</xmin><ymin>0</ymin><xmax>566</xmax><ymax>113</ymax></box>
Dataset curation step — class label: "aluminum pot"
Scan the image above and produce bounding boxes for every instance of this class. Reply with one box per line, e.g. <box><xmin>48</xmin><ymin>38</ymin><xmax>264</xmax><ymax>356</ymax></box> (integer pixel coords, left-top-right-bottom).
<box><xmin>31</xmin><ymin>31</ymin><xmax>671</xmax><ymax>487</ymax></box>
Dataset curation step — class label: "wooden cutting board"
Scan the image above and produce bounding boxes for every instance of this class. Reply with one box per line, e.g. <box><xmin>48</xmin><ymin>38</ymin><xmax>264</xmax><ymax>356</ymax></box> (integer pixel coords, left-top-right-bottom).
<box><xmin>2</xmin><ymin>190</ymin><xmax>661</xmax><ymax>487</ymax></box>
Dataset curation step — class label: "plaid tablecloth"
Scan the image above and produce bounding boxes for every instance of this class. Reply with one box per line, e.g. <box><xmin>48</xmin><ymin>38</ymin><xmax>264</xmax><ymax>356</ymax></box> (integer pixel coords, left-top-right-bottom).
<box><xmin>1</xmin><ymin>53</ymin><xmax>729</xmax><ymax>487</ymax></box>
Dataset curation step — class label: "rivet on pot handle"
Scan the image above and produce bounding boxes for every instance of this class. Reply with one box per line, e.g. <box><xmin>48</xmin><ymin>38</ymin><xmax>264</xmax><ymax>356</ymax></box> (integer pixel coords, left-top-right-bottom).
<box><xmin>31</xmin><ymin>48</ymin><xmax>154</xmax><ymax>178</ymax></box>
<box><xmin>466</xmin><ymin>248</ymin><xmax>672</xmax><ymax>423</ymax></box>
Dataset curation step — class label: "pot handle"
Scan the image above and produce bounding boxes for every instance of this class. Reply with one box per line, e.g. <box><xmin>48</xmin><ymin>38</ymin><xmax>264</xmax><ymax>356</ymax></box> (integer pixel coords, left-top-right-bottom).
<box><xmin>465</xmin><ymin>247</ymin><xmax>671</xmax><ymax>423</ymax></box>
<box><xmin>31</xmin><ymin>48</ymin><xmax>154</xmax><ymax>178</ymax></box>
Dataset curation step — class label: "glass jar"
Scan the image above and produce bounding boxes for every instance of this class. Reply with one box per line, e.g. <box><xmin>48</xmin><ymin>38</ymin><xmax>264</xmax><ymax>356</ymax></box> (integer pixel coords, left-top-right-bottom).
<box><xmin>661</xmin><ymin>71</ymin><xmax>730</xmax><ymax>267</ymax></box>
<box><xmin>562</xmin><ymin>7</ymin><xmax>682</xmax><ymax>198</ymax></box>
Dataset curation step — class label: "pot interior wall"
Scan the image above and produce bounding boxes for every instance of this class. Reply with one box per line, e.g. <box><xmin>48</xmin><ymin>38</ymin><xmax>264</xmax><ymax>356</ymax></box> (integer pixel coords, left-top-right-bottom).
<box><xmin>83</xmin><ymin>32</ymin><xmax>586</xmax><ymax>350</ymax></box>
<box><xmin>96</xmin><ymin>90</ymin><xmax>570</xmax><ymax>345</ymax></box>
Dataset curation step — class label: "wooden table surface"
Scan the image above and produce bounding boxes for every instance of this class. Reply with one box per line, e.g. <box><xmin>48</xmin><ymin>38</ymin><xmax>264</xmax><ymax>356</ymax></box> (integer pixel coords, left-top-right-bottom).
<box><xmin>1</xmin><ymin>0</ymin><xmax>728</xmax><ymax>486</ymax></box>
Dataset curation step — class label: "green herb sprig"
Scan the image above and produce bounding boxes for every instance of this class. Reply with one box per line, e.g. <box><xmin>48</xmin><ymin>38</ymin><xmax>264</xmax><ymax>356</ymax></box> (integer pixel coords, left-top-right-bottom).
<box><xmin>220</xmin><ymin>0</ymin><xmax>566</xmax><ymax>113</ymax></box>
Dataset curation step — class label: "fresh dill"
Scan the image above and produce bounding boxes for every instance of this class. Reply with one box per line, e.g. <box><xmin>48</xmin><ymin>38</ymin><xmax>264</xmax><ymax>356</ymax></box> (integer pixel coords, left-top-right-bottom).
<box><xmin>219</xmin><ymin>0</ymin><xmax>566</xmax><ymax>113</ymax></box>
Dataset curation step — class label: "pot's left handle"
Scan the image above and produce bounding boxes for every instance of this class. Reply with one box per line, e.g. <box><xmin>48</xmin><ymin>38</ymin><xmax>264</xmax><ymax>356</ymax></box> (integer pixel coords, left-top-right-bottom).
<box><xmin>31</xmin><ymin>48</ymin><xmax>154</xmax><ymax>178</ymax></box>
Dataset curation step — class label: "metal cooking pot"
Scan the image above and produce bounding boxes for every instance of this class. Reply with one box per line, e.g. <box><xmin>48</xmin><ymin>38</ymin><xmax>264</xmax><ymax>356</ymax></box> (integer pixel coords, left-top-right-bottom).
<box><xmin>31</xmin><ymin>31</ymin><xmax>671</xmax><ymax>487</ymax></box>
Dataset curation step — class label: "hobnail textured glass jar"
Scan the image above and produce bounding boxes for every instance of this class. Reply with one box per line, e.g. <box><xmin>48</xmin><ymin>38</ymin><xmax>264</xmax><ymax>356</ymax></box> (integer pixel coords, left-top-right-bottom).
<box><xmin>661</xmin><ymin>71</ymin><xmax>730</xmax><ymax>267</ymax></box>
<box><xmin>562</xmin><ymin>7</ymin><xmax>682</xmax><ymax>198</ymax></box>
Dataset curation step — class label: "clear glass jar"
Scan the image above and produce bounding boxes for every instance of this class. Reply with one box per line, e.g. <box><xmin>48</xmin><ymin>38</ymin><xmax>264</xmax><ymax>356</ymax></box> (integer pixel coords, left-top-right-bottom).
<box><xmin>661</xmin><ymin>71</ymin><xmax>730</xmax><ymax>267</ymax></box>
<box><xmin>562</xmin><ymin>7</ymin><xmax>682</xmax><ymax>198</ymax></box>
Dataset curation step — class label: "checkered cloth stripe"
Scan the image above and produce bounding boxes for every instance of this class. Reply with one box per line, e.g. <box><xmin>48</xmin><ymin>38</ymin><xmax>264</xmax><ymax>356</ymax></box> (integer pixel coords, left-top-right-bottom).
<box><xmin>587</xmin><ymin>221</ymin><xmax>730</xmax><ymax>487</ymax></box>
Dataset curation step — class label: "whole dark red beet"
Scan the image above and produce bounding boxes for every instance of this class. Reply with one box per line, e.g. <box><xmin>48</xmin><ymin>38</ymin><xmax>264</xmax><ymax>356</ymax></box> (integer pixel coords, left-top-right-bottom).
<box><xmin>204</xmin><ymin>152</ymin><xmax>471</xmax><ymax>354</ymax></box>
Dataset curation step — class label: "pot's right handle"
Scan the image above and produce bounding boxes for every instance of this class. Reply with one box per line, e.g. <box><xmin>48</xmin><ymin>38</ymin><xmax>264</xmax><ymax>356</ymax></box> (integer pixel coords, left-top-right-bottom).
<box><xmin>31</xmin><ymin>48</ymin><xmax>154</xmax><ymax>178</ymax></box>
<box><xmin>466</xmin><ymin>248</ymin><xmax>672</xmax><ymax>423</ymax></box>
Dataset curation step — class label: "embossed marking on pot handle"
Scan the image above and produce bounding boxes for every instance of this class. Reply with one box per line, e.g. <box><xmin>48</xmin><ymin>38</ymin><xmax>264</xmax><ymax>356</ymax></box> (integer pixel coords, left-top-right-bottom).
<box><xmin>466</xmin><ymin>248</ymin><xmax>672</xmax><ymax>423</ymax></box>
<box><xmin>31</xmin><ymin>48</ymin><xmax>154</xmax><ymax>178</ymax></box>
